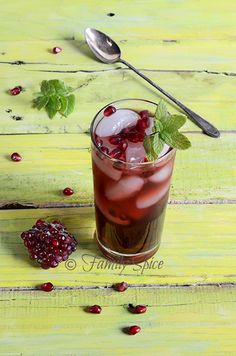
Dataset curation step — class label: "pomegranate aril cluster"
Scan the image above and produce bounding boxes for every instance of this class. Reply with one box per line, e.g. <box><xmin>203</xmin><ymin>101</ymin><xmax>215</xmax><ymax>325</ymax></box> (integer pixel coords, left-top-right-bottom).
<box><xmin>21</xmin><ymin>219</ymin><xmax>77</xmax><ymax>269</ymax></box>
<box><xmin>96</xmin><ymin>107</ymin><xmax>150</xmax><ymax>161</ymax></box>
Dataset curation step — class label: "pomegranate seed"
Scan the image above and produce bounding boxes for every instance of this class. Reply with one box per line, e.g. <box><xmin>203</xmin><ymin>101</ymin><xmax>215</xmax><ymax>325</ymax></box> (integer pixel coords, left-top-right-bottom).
<box><xmin>52</xmin><ymin>47</ymin><xmax>62</xmax><ymax>54</ymax></box>
<box><xmin>139</xmin><ymin>110</ymin><xmax>149</xmax><ymax>119</ymax></box>
<box><xmin>9</xmin><ymin>86</ymin><xmax>22</xmax><ymax>96</ymax></box>
<box><xmin>52</xmin><ymin>239</ymin><xmax>59</xmax><ymax>247</ymax></box>
<box><xmin>87</xmin><ymin>305</ymin><xmax>102</xmax><ymax>314</ymax></box>
<box><xmin>40</xmin><ymin>282</ymin><xmax>54</xmax><ymax>292</ymax></box>
<box><xmin>120</xmin><ymin>127</ymin><xmax>130</xmax><ymax>137</ymax></box>
<box><xmin>10</xmin><ymin>152</ymin><xmax>22</xmax><ymax>162</ymax></box>
<box><xmin>137</xmin><ymin>132</ymin><xmax>145</xmax><ymax>142</ymax></box>
<box><xmin>35</xmin><ymin>219</ymin><xmax>45</xmax><ymax>226</ymax></box>
<box><xmin>127</xmin><ymin>132</ymin><xmax>139</xmax><ymax>143</ymax></box>
<box><xmin>103</xmin><ymin>105</ymin><xmax>116</xmax><ymax>117</ymax></box>
<box><xmin>143</xmin><ymin>157</ymin><xmax>149</xmax><ymax>162</ymax></box>
<box><xmin>101</xmin><ymin>146</ymin><xmax>109</xmax><ymax>154</ymax></box>
<box><xmin>134</xmin><ymin>305</ymin><xmax>147</xmax><ymax>314</ymax></box>
<box><xmin>95</xmin><ymin>135</ymin><xmax>103</xmax><ymax>147</ymax></box>
<box><xmin>110</xmin><ymin>148</ymin><xmax>122</xmax><ymax>159</ymax></box>
<box><xmin>127</xmin><ymin>325</ymin><xmax>141</xmax><ymax>335</ymax></box>
<box><xmin>136</xmin><ymin>117</ymin><xmax>150</xmax><ymax>132</ymax></box>
<box><xmin>63</xmin><ymin>187</ymin><xmax>74</xmax><ymax>196</ymax></box>
<box><xmin>118</xmin><ymin>140</ymin><xmax>128</xmax><ymax>152</ymax></box>
<box><xmin>113</xmin><ymin>281</ymin><xmax>128</xmax><ymax>292</ymax></box>
<box><xmin>109</xmin><ymin>135</ymin><xmax>122</xmax><ymax>145</ymax></box>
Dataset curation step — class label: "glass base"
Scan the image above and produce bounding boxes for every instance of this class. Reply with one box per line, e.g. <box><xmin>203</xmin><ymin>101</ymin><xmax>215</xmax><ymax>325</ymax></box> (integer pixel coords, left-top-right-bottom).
<box><xmin>95</xmin><ymin>233</ymin><xmax>161</xmax><ymax>265</ymax></box>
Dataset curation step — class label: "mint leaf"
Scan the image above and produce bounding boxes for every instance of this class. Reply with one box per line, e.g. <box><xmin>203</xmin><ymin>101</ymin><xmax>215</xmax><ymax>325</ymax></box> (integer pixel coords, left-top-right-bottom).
<box><xmin>63</xmin><ymin>94</ymin><xmax>75</xmax><ymax>117</ymax></box>
<box><xmin>143</xmin><ymin>99</ymin><xmax>191</xmax><ymax>160</ymax></box>
<box><xmin>154</xmin><ymin>120</ymin><xmax>163</xmax><ymax>132</ymax></box>
<box><xmin>46</xmin><ymin>96</ymin><xmax>61</xmax><ymax>118</ymax></box>
<box><xmin>41</xmin><ymin>80</ymin><xmax>51</xmax><ymax>96</ymax></box>
<box><xmin>162</xmin><ymin>114</ymin><xmax>186</xmax><ymax>133</ymax></box>
<box><xmin>59</xmin><ymin>96</ymin><xmax>68</xmax><ymax>116</ymax></box>
<box><xmin>155</xmin><ymin>99</ymin><xmax>169</xmax><ymax>123</ymax></box>
<box><xmin>33</xmin><ymin>80</ymin><xmax>76</xmax><ymax>119</ymax></box>
<box><xmin>160</xmin><ymin>131</ymin><xmax>191</xmax><ymax>150</ymax></box>
<box><xmin>33</xmin><ymin>96</ymin><xmax>49</xmax><ymax>110</ymax></box>
<box><xmin>143</xmin><ymin>135</ymin><xmax>158</xmax><ymax>161</ymax></box>
<box><xmin>153</xmin><ymin>133</ymin><xmax>165</xmax><ymax>155</ymax></box>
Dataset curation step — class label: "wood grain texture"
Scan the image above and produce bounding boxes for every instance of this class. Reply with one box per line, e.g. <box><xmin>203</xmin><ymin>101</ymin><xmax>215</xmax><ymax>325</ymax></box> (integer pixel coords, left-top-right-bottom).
<box><xmin>0</xmin><ymin>133</ymin><xmax>235</xmax><ymax>206</ymax></box>
<box><xmin>0</xmin><ymin>205</ymin><xmax>235</xmax><ymax>287</ymax></box>
<box><xmin>0</xmin><ymin>0</ymin><xmax>235</xmax><ymax>354</ymax></box>
<box><xmin>1</xmin><ymin>286</ymin><xmax>236</xmax><ymax>355</ymax></box>
<box><xmin>0</xmin><ymin>0</ymin><xmax>235</xmax><ymax>41</ymax></box>
<box><xmin>0</xmin><ymin>66</ymin><xmax>235</xmax><ymax>134</ymax></box>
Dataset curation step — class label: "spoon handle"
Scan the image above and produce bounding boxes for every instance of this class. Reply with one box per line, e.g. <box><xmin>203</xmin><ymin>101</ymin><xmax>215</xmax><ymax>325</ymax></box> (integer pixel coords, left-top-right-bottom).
<box><xmin>120</xmin><ymin>59</ymin><xmax>220</xmax><ymax>138</ymax></box>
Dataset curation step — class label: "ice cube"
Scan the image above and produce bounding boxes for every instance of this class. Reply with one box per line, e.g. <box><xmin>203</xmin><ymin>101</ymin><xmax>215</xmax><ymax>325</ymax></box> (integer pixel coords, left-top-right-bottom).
<box><xmin>136</xmin><ymin>180</ymin><xmax>170</xmax><ymax>209</ymax></box>
<box><xmin>145</xmin><ymin>117</ymin><xmax>154</xmax><ymax>136</ymax></box>
<box><xmin>105</xmin><ymin>175</ymin><xmax>144</xmax><ymax>201</ymax></box>
<box><xmin>95</xmin><ymin>109</ymin><xmax>140</xmax><ymax>137</ymax></box>
<box><xmin>125</xmin><ymin>142</ymin><xmax>146</xmax><ymax>163</ymax></box>
<box><xmin>148</xmin><ymin>161</ymin><xmax>173</xmax><ymax>183</ymax></box>
<box><xmin>92</xmin><ymin>150</ymin><xmax>122</xmax><ymax>181</ymax></box>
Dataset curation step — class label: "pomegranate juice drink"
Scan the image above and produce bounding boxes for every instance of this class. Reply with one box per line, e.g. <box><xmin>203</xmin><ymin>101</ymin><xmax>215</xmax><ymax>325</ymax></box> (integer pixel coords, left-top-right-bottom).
<box><xmin>90</xmin><ymin>99</ymin><xmax>190</xmax><ymax>264</ymax></box>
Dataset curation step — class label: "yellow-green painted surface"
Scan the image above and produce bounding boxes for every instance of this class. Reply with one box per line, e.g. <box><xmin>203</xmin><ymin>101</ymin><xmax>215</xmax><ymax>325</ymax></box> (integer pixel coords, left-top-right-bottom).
<box><xmin>0</xmin><ymin>133</ymin><xmax>235</xmax><ymax>206</ymax></box>
<box><xmin>1</xmin><ymin>287</ymin><xmax>236</xmax><ymax>355</ymax></box>
<box><xmin>0</xmin><ymin>0</ymin><xmax>235</xmax><ymax>354</ymax></box>
<box><xmin>0</xmin><ymin>205</ymin><xmax>235</xmax><ymax>287</ymax></box>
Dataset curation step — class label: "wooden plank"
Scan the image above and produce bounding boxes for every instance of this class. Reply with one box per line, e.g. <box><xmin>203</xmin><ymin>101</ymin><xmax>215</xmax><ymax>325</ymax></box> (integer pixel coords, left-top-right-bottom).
<box><xmin>0</xmin><ymin>133</ymin><xmax>235</xmax><ymax>206</ymax></box>
<box><xmin>0</xmin><ymin>66</ymin><xmax>235</xmax><ymax>133</ymax></box>
<box><xmin>0</xmin><ymin>205</ymin><xmax>235</xmax><ymax>287</ymax></box>
<box><xmin>0</xmin><ymin>0</ymin><xmax>235</xmax><ymax>41</ymax></box>
<box><xmin>0</xmin><ymin>286</ymin><xmax>236</xmax><ymax>354</ymax></box>
<box><xmin>0</xmin><ymin>39</ymin><xmax>235</xmax><ymax>72</ymax></box>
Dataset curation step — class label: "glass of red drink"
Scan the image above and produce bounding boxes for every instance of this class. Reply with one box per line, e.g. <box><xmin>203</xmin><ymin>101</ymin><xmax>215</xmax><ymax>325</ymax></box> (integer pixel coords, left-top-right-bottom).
<box><xmin>90</xmin><ymin>99</ymin><xmax>176</xmax><ymax>264</ymax></box>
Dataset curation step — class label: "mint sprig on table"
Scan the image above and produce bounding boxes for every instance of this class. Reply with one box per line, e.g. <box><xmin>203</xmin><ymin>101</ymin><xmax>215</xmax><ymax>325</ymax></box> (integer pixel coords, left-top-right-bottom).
<box><xmin>33</xmin><ymin>80</ymin><xmax>75</xmax><ymax>119</ymax></box>
<box><xmin>144</xmin><ymin>100</ymin><xmax>191</xmax><ymax>161</ymax></box>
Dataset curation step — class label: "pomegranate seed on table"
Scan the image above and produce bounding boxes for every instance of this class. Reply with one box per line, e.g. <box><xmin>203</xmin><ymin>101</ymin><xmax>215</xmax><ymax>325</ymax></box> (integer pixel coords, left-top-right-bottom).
<box><xmin>40</xmin><ymin>282</ymin><xmax>54</xmax><ymax>292</ymax></box>
<box><xmin>52</xmin><ymin>46</ymin><xmax>62</xmax><ymax>54</ymax></box>
<box><xmin>113</xmin><ymin>282</ymin><xmax>129</xmax><ymax>292</ymax></box>
<box><xmin>10</xmin><ymin>152</ymin><xmax>22</xmax><ymax>162</ymax></box>
<box><xmin>63</xmin><ymin>187</ymin><xmax>74</xmax><ymax>196</ymax></box>
<box><xmin>87</xmin><ymin>305</ymin><xmax>102</xmax><ymax>314</ymax></box>
<box><xmin>127</xmin><ymin>325</ymin><xmax>141</xmax><ymax>335</ymax></box>
<box><xmin>9</xmin><ymin>86</ymin><xmax>22</xmax><ymax>96</ymax></box>
<box><xmin>103</xmin><ymin>105</ymin><xmax>116</xmax><ymax>117</ymax></box>
<box><xmin>133</xmin><ymin>305</ymin><xmax>147</xmax><ymax>314</ymax></box>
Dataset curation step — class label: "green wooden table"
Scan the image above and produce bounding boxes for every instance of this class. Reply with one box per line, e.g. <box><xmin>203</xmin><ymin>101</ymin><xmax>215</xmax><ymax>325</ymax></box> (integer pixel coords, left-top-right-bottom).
<box><xmin>0</xmin><ymin>1</ymin><xmax>236</xmax><ymax>354</ymax></box>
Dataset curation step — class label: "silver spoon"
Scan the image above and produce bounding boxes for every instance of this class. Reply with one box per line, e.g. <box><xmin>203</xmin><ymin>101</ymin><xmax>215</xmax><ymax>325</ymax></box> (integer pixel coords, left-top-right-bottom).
<box><xmin>85</xmin><ymin>28</ymin><xmax>220</xmax><ymax>138</ymax></box>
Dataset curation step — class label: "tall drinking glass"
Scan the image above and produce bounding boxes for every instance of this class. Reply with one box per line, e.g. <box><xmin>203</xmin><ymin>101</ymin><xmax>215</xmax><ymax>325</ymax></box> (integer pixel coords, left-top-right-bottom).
<box><xmin>90</xmin><ymin>99</ymin><xmax>176</xmax><ymax>264</ymax></box>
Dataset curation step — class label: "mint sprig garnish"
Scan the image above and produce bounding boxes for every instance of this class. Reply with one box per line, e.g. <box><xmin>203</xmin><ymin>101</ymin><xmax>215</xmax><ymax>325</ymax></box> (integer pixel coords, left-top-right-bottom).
<box><xmin>33</xmin><ymin>80</ymin><xmax>75</xmax><ymax>119</ymax></box>
<box><xmin>144</xmin><ymin>100</ymin><xmax>191</xmax><ymax>160</ymax></box>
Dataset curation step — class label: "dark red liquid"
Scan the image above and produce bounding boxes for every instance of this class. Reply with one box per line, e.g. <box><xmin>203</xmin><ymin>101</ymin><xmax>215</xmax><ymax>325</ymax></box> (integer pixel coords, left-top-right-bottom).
<box><xmin>92</xmin><ymin>147</ymin><xmax>175</xmax><ymax>264</ymax></box>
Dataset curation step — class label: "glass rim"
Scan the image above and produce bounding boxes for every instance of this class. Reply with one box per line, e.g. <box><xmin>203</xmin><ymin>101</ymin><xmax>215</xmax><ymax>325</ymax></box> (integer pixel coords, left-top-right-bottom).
<box><xmin>90</xmin><ymin>98</ymin><xmax>176</xmax><ymax>168</ymax></box>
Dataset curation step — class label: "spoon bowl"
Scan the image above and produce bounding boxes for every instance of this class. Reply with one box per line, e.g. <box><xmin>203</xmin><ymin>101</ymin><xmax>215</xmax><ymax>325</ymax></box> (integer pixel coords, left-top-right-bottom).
<box><xmin>84</xmin><ymin>28</ymin><xmax>220</xmax><ymax>138</ymax></box>
<box><xmin>85</xmin><ymin>28</ymin><xmax>121</xmax><ymax>64</ymax></box>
